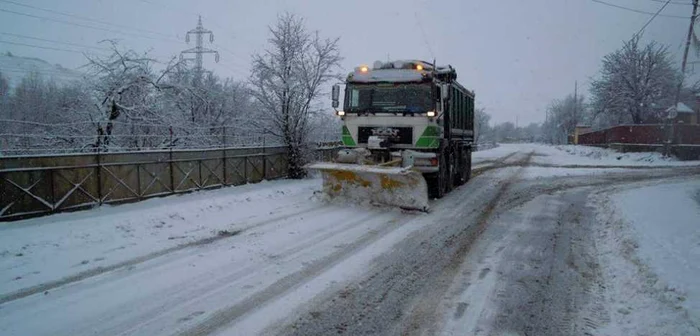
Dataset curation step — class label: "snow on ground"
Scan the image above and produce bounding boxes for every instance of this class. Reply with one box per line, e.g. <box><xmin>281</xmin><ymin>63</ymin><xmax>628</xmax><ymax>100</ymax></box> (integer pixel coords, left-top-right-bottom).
<box><xmin>537</xmin><ymin>144</ymin><xmax>700</xmax><ymax>167</ymax></box>
<box><xmin>592</xmin><ymin>179</ymin><xmax>700</xmax><ymax>334</ymax></box>
<box><xmin>475</xmin><ymin>143</ymin><xmax>700</xmax><ymax>167</ymax></box>
<box><xmin>472</xmin><ymin>143</ymin><xmax>520</xmax><ymax>163</ymax></box>
<box><xmin>612</xmin><ymin>181</ymin><xmax>700</xmax><ymax>319</ymax></box>
<box><xmin>0</xmin><ymin>179</ymin><xmax>321</xmax><ymax>297</ymax></box>
<box><xmin>521</xmin><ymin>167</ymin><xmax>631</xmax><ymax>179</ymax></box>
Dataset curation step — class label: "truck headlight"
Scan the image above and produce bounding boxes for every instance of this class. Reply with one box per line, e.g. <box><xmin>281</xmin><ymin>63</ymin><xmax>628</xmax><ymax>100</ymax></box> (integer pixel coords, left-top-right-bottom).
<box><xmin>337</xmin><ymin>110</ymin><xmax>346</xmax><ymax>116</ymax></box>
<box><xmin>426</xmin><ymin>111</ymin><xmax>436</xmax><ymax>117</ymax></box>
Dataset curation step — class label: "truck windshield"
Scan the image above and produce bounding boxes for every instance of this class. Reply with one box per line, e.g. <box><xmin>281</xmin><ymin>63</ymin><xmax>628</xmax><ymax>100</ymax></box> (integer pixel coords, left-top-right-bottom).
<box><xmin>345</xmin><ymin>83</ymin><xmax>433</xmax><ymax>113</ymax></box>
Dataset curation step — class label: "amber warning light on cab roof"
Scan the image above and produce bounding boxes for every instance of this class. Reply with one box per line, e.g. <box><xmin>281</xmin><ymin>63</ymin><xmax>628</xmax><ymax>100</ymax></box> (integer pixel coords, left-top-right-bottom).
<box><xmin>354</xmin><ymin>61</ymin><xmax>431</xmax><ymax>74</ymax></box>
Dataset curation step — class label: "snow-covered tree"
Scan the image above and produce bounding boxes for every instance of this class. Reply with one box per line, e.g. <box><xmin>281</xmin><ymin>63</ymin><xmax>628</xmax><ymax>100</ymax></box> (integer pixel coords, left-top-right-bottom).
<box><xmin>492</xmin><ymin>122</ymin><xmax>516</xmax><ymax>143</ymax></box>
<box><xmin>83</xmin><ymin>41</ymin><xmax>185</xmax><ymax>151</ymax></box>
<box><xmin>249</xmin><ymin>13</ymin><xmax>342</xmax><ymax>178</ymax></box>
<box><xmin>521</xmin><ymin>122</ymin><xmax>542</xmax><ymax>142</ymax></box>
<box><xmin>542</xmin><ymin>94</ymin><xmax>587</xmax><ymax>144</ymax></box>
<box><xmin>590</xmin><ymin>36</ymin><xmax>678</xmax><ymax>125</ymax></box>
<box><xmin>474</xmin><ymin>107</ymin><xmax>492</xmax><ymax>143</ymax></box>
<box><xmin>0</xmin><ymin>71</ymin><xmax>8</xmax><ymax>103</ymax></box>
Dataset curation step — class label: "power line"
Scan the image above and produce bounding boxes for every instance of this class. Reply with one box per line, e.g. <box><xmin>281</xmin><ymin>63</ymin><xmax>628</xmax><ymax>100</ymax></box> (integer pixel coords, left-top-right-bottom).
<box><xmin>0</xmin><ymin>8</ymin><xmax>184</xmax><ymax>45</ymax></box>
<box><xmin>0</xmin><ymin>39</ymin><xmax>95</xmax><ymax>54</ymax></box>
<box><xmin>591</xmin><ymin>0</ymin><xmax>689</xmax><ymax>18</ymax></box>
<box><xmin>135</xmin><ymin>0</ymin><xmax>253</xmax><ymax>67</ymax></box>
<box><xmin>138</xmin><ymin>0</ymin><xmax>257</xmax><ymax>46</ymax></box>
<box><xmin>0</xmin><ymin>0</ymin><xmax>178</xmax><ymax>40</ymax></box>
<box><xmin>648</xmin><ymin>0</ymin><xmax>693</xmax><ymax>5</ymax></box>
<box><xmin>634</xmin><ymin>0</ymin><xmax>674</xmax><ymax>38</ymax></box>
<box><xmin>414</xmin><ymin>12</ymin><xmax>436</xmax><ymax>60</ymax></box>
<box><xmin>0</xmin><ymin>32</ymin><xmax>110</xmax><ymax>51</ymax></box>
<box><xmin>0</xmin><ymin>68</ymin><xmax>82</xmax><ymax>79</ymax></box>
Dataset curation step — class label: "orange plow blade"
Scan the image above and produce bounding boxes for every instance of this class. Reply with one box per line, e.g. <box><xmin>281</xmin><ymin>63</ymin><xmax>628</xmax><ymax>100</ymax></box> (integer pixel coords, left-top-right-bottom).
<box><xmin>306</xmin><ymin>163</ymin><xmax>429</xmax><ymax>211</ymax></box>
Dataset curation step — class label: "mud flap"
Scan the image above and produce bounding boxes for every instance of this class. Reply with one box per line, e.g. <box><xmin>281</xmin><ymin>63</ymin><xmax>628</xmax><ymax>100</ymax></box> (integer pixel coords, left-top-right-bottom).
<box><xmin>306</xmin><ymin>163</ymin><xmax>429</xmax><ymax>211</ymax></box>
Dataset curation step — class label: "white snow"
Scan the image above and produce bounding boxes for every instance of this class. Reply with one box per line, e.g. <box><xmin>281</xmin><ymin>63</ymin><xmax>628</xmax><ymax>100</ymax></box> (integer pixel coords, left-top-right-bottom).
<box><xmin>592</xmin><ymin>179</ymin><xmax>700</xmax><ymax>334</ymax></box>
<box><xmin>668</xmin><ymin>102</ymin><xmax>694</xmax><ymax>114</ymax></box>
<box><xmin>0</xmin><ymin>165</ymin><xmax>524</xmax><ymax>336</ymax></box>
<box><xmin>521</xmin><ymin>167</ymin><xmax>630</xmax><ymax>179</ymax></box>
<box><xmin>2</xmin><ymin>142</ymin><xmax>699</xmax><ymax>335</ymax></box>
<box><xmin>612</xmin><ymin>181</ymin><xmax>700</xmax><ymax>320</ymax></box>
<box><xmin>494</xmin><ymin>143</ymin><xmax>700</xmax><ymax>167</ymax></box>
<box><xmin>472</xmin><ymin>143</ymin><xmax>521</xmax><ymax>163</ymax></box>
<box><xmin>0</xmin><ymin>179</ymin><xmax>320</xmax><ymax>297</ymax></box>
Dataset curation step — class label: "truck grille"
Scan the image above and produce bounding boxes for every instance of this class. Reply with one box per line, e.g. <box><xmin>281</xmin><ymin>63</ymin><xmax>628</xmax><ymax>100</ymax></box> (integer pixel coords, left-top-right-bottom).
<box><xmin>358</xmin><ymin>127</ymin><xmax>413</xmax><ymax>145</ymax></box>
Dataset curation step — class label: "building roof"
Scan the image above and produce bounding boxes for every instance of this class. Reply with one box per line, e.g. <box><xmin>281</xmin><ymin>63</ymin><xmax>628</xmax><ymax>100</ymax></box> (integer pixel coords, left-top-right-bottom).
<box><xmin>666</xmin><ymin>102</ymin><xmax>695</xmax><ymax>114</ymax></box>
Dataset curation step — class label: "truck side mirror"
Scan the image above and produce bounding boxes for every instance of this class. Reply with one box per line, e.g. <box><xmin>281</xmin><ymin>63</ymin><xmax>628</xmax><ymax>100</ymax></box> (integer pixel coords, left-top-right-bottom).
<box><xmin>331</xmin><ymin>84</ymin><xmax>340</xmax><ymax>108</ymax></box>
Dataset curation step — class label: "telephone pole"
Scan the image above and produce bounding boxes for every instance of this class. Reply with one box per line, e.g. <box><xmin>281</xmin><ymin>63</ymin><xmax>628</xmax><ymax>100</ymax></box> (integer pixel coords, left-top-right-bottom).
<box><xmin>667</xmin><ymin>0</ymin><xmax>699</xmax><ymax>155</ymax></box>
<box><xmin>180</xmin><ymin>16</ymin><xmax>220</xmax><ymax>85</ymax></box>
<box><xmin>573</xmin><ymin>80</ymin><xmax>578</xmax><ymax>125</ymax></box>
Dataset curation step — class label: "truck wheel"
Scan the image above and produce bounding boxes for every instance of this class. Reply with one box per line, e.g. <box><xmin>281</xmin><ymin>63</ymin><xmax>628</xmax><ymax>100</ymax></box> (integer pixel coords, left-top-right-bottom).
<box><xmin>454</xmin><ymin>145</ymin><xmax>469</xmax><ymax>186</ymax></box>
<box><xmin>452</xmin><ymin>145</ymin><xmax>462</xmax><ymax>187</ymax></box>
<box><xmin>465</xmin><ymin>147</ymin><xmax>472</xmax><ymax>181</ymax></box>
<box><xmin>427</xmin><ymin>149</ymin><xmax>446</xmax><ymax>199</ymax></box>
<box><xmin>445</xmin><ymin>147</ymin><xmax>455</xmax><ymax>193</ymax></box>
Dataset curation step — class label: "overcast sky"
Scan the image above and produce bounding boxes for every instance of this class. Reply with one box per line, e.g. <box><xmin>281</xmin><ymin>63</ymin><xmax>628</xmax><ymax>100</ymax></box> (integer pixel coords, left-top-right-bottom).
<box><xmin>1</xmin><ymin>0</ymin><xmax>698</xmax><ymax>124</ymax></box>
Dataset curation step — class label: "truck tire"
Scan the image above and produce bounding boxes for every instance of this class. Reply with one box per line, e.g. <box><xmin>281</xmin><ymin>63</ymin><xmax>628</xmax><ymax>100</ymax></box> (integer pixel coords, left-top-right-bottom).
<box><xmin>465</xmin><ymin>146</ymin><xmax>472</xmax><ymax>182</ymax></box>
<box><xmin>427</xmin><ymin>148</ymin><xmax>447</xmax><ymax>199</ymax></box>
<box><xmin>454</xmin><ymin>144</ymin><xmax>468</xmax><ymax>186</ymax></box>
<box><xmin>445</xmin><ymin>146</ymin><xmax>455</xmax><ymax>193</ymax></box>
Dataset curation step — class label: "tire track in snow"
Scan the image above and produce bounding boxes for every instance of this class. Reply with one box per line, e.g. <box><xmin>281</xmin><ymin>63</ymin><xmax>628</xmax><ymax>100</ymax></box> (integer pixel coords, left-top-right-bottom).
<box><xmin>395</xmin><ymin>152</ymin><xmax>532</xmax><ymax>336</ymax></box>
<box><xmin>0</xmin><ymin>203</ymin><xmax>329</xmax><ymax>305</ymax></box>
<box><xmin>107</xmin><ymin>211</ymin><xmax>386</xmax><ymax>336</ymax></box>
<box><xmin>176</xmin><ymin>212</ymin><xmax>414</xmax><ymax>336</ymax></box>
<box><xmin>277</xmin><ymin>154</ymin><xmax>533</xmax><ymax>336</ymax></box>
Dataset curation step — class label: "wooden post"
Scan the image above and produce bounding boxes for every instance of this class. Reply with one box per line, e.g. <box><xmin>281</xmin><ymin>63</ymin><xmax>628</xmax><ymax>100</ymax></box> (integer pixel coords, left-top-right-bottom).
<box><xmin>136</xmin><ymin>164</ymin><xmax>142</xmax><ymax>199</ymax></box>
<box><xmin>95</xmin><ymin>148</ymin><xmax>102</xmax><ymax>205</ymax></box>
<box><xmin>222</xmin><ymin>126</ymin><xmax>227</xmax><ymax>186</ymax></box>
<box><xmin>169</xmin><ymin>127</ymin><xmax>175</xmax><ymax>192</ymax></box>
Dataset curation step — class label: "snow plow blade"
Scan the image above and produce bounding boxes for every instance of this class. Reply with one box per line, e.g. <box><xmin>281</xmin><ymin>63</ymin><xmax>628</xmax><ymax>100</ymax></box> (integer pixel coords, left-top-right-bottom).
<box><xmin>307</xmin><ymin>163</ymin><xmax>429</xmax><ymax>211</ymax></box>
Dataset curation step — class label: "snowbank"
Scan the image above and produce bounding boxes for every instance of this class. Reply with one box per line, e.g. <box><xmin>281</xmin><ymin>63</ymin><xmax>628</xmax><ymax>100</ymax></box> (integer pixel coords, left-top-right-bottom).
<box><xmin>546</xmin><ymin>145</ymin><xmax>699</xmax><ymax>167</ymax></box>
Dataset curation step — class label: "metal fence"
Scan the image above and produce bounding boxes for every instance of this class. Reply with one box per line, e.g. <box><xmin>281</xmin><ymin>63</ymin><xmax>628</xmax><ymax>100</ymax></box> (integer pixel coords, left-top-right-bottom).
<box><xmin>0</xmin><ymin>145</ymin><xmax>340</xmax><ymax>221</ymax></box>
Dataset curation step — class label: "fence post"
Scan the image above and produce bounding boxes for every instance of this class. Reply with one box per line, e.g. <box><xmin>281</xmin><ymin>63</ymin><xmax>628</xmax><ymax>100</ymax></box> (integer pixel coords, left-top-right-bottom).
<box><xmin>49</xmin><ymin>169</ymin><xmax>56</xmax><ymax>211</ymax></box>
<box><xmin>96</xmin><ymin>147</ymin><xmax>102</xmax><ymax>205</ymax></box>
<box><xmin>169</xmin><ymin>127</ymin><xmax>175</xmax><ymax>192</ymax></box>
<box><xmin>262</xmin><ymin>136</ymin><xmax>267</xmax><ymax>180</ymax></box>
<box><xmin>198</xmin><ymin>159</ymin><xmax>203</xmax><ymax>188</ymax></box>
<box><xmin>222</xmin><ymin>126</ymin><xmax>227</xmax><ymax>186</ymax></box>
<box><xmin>244</xmin><ymin>156</ymin><xmax>248</xmax><ymax>183</ymax></box>
<box><xmin>136</xmin><ymin>164</ymin><xmax>142</xmax><ymax>199</ymax></box>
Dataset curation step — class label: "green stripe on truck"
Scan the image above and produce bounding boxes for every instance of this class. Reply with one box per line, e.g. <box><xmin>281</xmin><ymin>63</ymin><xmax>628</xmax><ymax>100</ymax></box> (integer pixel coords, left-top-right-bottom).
<box><xmin>415</xmin><ymin>126</ymin><xmax>440</xmax><ymax>148</ymax></box>
<box><xmin>342</xmin><ymin>126</ymin><xmax>356</xmax><ymax>146</ymax></box>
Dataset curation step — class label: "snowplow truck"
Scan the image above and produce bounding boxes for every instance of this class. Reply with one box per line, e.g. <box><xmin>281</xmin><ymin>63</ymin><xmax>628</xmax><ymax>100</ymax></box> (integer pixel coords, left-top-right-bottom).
<box><xmin>307</xmin><ymin>60</ymin><xmax>475</xmax><ymax>211</ymax></box>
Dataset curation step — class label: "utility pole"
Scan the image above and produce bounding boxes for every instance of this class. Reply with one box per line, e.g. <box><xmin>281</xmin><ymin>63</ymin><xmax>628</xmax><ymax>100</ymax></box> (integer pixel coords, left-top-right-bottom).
<box><xmin>573</xmin><ymin>80</ymin><xmax>578</xmax><ymax>125</ymax></box>
<box><xmin>668</xmin><ymin>0</ymin><xmax>699</xmax><ymax>156</ymax></box>
<box><xmin>180</xmin><ymin>16</ymin><xmax>220</xmax><ymax>85</ymax></box>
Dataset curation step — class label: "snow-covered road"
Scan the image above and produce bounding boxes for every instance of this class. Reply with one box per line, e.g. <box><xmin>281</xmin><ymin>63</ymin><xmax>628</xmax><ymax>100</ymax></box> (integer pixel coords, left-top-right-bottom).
<box><xmin>1</xmin><ymin>144</ymin><xmax>699</xmax><ymax>335</ymax></box>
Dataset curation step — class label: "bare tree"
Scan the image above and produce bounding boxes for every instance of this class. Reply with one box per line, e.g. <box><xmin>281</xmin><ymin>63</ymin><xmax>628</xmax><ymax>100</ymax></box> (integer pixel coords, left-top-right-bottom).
<box><xmin>84</xmin><ymin>41</ymin><xmax>183</xmax><ymax>151</ymax></box>
<box><xmin>474</xmin><ymin>107</ymin><xmax>491</xmax><ymax>143</ymax></box>
<box><xmin>590</xmin><ymin>36</ymin><xmax>678</xmax><ymax>125</ymax></box>
<box><xmin>0</xmin><ymin>71</ymin><xmax>8</xmax><ymax>103</ymax></box>
<box><xmin>249</xmin><ymin>13</ymin><xmax>342</xmax><ymax>178</ymax></box>
<box><xmin>542</xmin><ymin>94</ymin><xmax>586</xmax><ymax>144</ymax></box>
